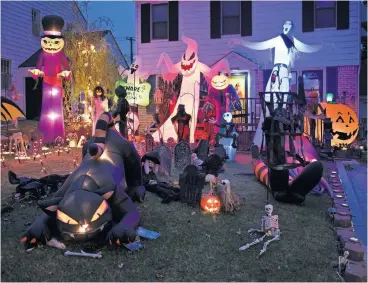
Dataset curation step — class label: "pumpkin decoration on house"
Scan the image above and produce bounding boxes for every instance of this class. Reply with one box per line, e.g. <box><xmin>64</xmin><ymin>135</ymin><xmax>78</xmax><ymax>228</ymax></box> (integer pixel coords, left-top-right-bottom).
<box><xmin>200</xmin><ymin>192</ymin><xmax>221</xmax><ymax>214</ymax></box>
<box><xmin>211</xmin><ymin>72</ymin><xmax>229</xmax><ymax>90</ymax></box>
<box><xmin>320</xmin><ymin>102</ymin><xmax>359</xmax><ymax>147</ymax></box>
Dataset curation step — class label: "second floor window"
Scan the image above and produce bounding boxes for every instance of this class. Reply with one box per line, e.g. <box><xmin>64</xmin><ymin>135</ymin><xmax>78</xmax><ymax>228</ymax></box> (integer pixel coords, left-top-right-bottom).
<box><xmin>315</xmin><ymin>1</ymin><xmax>336</xmax><ymax>28</ymax></box>
<box><xmin>222</xmin><ymin>1</ymin><xmax>241</xmax><ymax>35</ymax></box>
<box><xmin>32</xmin><ymin>8</ymin><xmax>41</xmax><ymax>36</ymax></box>
<box><xmin>152</xmin><ymin>3</ymin><xmax>168</xmax><ymax>40</ymax></box>
<box><xmin>1</xmin><ymin>59</ymin><xmax>12</xmax><ymax>90</ymax></box>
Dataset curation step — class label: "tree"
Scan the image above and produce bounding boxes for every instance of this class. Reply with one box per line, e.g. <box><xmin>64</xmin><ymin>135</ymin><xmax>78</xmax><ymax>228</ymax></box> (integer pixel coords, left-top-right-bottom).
<box><xmin>62</xmin><ymin>2</ymin><xmax>119</xmax><ymax>120</ymax></box>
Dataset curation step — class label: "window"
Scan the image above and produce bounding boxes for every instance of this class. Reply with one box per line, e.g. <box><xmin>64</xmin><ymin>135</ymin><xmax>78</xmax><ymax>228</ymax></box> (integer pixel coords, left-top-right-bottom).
<box><xmin>315</xmin><ymin>1</ymin><xmax>336</xmax><ymax>28</ymax></box>
<box><xmin>1</xmin><ymin>59</ymin><xmax>12</xmax><ymax>90</ymax></box>
<box><xmin>222</xmin><ymin>1</ymin><xmax>241</xmax><ymax>35</ymax></box>
<box><xmin>152</xmin><ymin>4</ymin><xmax>168</xmax><ymax>40</ymax></box>
<box><xmin>32</xmin><ymin>8</ymin><xmax>41</xmax><ymax>36</ymax></box>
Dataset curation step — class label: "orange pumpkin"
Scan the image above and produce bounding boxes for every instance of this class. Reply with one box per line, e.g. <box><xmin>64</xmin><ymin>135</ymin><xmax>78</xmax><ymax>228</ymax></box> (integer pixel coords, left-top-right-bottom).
<box><xmin>200</xmin><ymin>192</ymin><xmax>221</xmax><ymax>214</ymax></box>
<box><xmin>305</xmin><ymin>103</ymin><xmax>359</xmax><ymax>147</ymax></box>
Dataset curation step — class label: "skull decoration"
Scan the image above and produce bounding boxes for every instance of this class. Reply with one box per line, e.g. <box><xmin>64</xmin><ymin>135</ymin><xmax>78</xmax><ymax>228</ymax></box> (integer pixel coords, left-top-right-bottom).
<box><xmin>41</xmin><ymin>37</ymin><xmax>65</xmax><ymax>54</ymax></box>
<box><xmin>180</xmin><ymin>36</ymin><xmax>199</xmax><ymax>77</ymax></box>
<box><xmin>211</xmin><ymin>72</ymin><xmax>229</xmax><ymax>90</ymax></box>
<box><xmin>223</xmin><ymin>112</ymin><xmax>233</xmax><ymax>123</ymax></box>
<box><xmin>265</xmin><ymin>204</ymin><xmax>273</xmax><ymax>217</ymax></box>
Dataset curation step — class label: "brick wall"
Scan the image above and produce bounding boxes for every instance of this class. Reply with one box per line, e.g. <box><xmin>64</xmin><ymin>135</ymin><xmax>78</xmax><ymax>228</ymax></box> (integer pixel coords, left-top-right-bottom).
<box><xmin>338</xmin><ymin>65</ymin><xmax>359</xmax><ymax>115</ymax></box>
<box><xmin>138</xmin><ymin>105</ymin><xmax>155</xmax><ymax>135</ymax></box>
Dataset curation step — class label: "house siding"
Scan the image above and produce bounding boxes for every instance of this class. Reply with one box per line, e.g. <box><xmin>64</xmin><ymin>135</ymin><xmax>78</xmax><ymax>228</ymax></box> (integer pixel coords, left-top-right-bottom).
<box><xmin>136</xmin><ymin>1</ymin><xmax>360</xmax><ymax>73</ymax></box>
<box><xmin>1</xmin><ymin>1</ymin><xmax>86</xmax><ymax>114</ymax></box>
<box><xmin>338</xmin><ymin>65</ymin><xmax>359</xmax><ymax>115</ymax></box>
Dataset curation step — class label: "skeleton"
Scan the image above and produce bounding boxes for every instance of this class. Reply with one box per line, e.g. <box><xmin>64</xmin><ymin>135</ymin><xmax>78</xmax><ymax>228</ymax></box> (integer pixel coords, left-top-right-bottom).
<box><xmin>8</xmin><ymin>132</ymin><xmax>27</xmax><ymax>158</ymax></box>
<box><xmin>335</xmin><ymin>251</ymin><xmax>350</xmax><ymax>279</ymax></box>
<box><xmin>64</xmin><ymin>250</ymin><xmax>102</xmax><ymax>259</ymax></box>
<box><xmin>239</xmin><ymin>204</ymin><xmax>281</xmax><ymax>256</ymax></box>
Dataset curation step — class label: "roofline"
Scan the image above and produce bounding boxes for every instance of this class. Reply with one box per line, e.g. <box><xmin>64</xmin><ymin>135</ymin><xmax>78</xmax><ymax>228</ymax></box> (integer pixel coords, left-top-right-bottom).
<box><xmin>73</xmin><ymin>1</ymin><xmax>88</xmax><ymax>26</ymax></box>
<box><xmin>210</xmin><ymin>51</ymin><xmax>260</xmax><ymax>69</ymax></box>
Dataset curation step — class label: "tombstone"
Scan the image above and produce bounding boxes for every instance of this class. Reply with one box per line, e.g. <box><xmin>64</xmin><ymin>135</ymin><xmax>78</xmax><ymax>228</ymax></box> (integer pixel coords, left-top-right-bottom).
<box><xmin>219</xmin><ymin>138</ymin><xmax>237</xmax><ymax>161</ymax></box>
<box><xmin>214</xmin><ymin>144</ymin><xmax>227</xmax><ymax>164</ymax></box>
<box><xmin>154</xmin><ymin>144</ymin><xmax>172</xmax><ymax>179</ymax></box>
<box><xmin>174</xmin><ymin>141</ymin><xmax>191</xmax><ymax>169</ymax></box>
<box><xmin>145</xmin><ymin>134</ymin><xmax>154</xmax><ymax>153</ymax></box>
<box><xmin>179</xmin><ymin>164</ymin><xmax>205</xmax><ymax>205</ymax></box>
<box><xmin>195</xmin><ymin>139</ymin><xmax>209</xmax><ymax>161</ymax></box>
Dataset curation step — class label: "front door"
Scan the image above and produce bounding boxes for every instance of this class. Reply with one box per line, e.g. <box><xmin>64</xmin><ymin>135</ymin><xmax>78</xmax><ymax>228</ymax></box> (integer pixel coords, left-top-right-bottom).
<box><xmin>25</xmin><ymin>77</ymin><xmax>42</xmax><ymax>120</ymax></box>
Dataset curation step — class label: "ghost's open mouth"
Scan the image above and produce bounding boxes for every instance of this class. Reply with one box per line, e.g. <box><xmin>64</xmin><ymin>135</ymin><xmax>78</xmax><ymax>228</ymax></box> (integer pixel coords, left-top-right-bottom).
<box><xmin>332</xmin><ymin>128</ymin><xmax>358</xmax><ymax>140</ymax></box>
<box><xmin>181</xmin><ymin>60</ymin><xmax>195</xmax><ymax>71</ymax></box>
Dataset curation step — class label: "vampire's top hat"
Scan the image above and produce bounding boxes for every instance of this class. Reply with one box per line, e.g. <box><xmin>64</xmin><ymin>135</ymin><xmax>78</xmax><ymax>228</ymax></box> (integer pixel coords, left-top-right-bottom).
<box><xmin>42</xmin><ymin>15</ymin><xmax>65</xmax><ymax>37</ymax></box>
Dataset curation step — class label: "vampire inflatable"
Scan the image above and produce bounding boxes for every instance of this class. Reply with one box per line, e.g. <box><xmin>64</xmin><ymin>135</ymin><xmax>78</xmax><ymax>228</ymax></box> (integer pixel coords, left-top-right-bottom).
<box><xmin>209</xmin><ymin>112</ymin><xmax>239</xmax><ymax>148</ymax></box>
<box><xmin>113</xmin><ymin>86</ymin><xmax>130</xmax><ymax>138</ymax></box>
<box><xmin>171</xmin><ymin>104</ymin><xmax>191</xmax><ymax>142</ymax></box>
<box><xmin>20</xmin><ymin>112</ymin><xmax>146</xmax><ymax>251</ymax></box>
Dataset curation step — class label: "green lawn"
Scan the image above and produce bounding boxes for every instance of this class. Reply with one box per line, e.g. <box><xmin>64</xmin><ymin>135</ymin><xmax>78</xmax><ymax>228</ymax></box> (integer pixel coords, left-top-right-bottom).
<box><xmin>0</xmin><ymin>149</ymin><xmax>339</xmax><ymax>282</ymax></box>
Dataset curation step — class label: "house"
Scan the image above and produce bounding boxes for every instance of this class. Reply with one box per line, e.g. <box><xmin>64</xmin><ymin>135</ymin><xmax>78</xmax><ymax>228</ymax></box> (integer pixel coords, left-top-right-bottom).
<box><xmin>1</xmin><ymin>1</ymin><xmax>87</xmax><ymax>116</ymax></box>
<box><xmin>17</xmin><ymin>29</ymin><xmax>129</xmax><ymax>120</ymax></box>
<box><xmin>135</xmin><ymin>0</ymin><xmax>362</xmax><ymax>141</ymax></box>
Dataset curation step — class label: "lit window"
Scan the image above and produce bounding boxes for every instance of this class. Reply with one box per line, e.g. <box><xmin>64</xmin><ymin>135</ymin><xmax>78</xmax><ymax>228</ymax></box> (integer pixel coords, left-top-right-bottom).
<box><xmin>152</xmin><ymin>4</ymin><xmax>168</xmax><ymax>40</ymax></box>
<box><xmin>315</xmin><ymin>1</ymin><xmax>336</xmax><ymax>28</ymax></box>
<box><xmin>222</xmin><ymin>1</ymin><xmax>241</xmax><ymax>35</ymax></box>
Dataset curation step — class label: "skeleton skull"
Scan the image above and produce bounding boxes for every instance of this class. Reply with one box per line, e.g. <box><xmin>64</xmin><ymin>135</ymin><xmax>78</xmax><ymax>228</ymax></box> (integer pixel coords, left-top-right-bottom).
<box><xmin>223</xmin><ymin>112</ymin><xmax>232</xmax><ymax>123</ymax></box>
<box><xmin>343</xmin><ymin>251</ymin><xmax>349</xmax><ymax>258</ymax></box>
<box><xmin>265</xmin><ymin>204</ymin><xmax>273</xmax><ymax>216</ymax></box>
<box><xmin>41</xmin><ymin>37</ymin><xmax>65</xmax><ymax>54</ymax></box>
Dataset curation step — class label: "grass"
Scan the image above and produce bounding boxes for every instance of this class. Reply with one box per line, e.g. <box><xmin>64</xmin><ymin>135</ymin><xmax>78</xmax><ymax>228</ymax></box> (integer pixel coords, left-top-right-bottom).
<box><xmin>0</xmin><ymin>148</ymin><xmax>341</xmax><ymax>282</ymax></box>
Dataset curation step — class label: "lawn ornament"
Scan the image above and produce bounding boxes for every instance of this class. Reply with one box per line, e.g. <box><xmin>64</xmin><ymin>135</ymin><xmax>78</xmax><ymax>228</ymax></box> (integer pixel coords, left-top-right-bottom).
<box><xmin>217</xmin><ymin>179</ymin><xmax>240</xmax><ymax>213</ymax></box>
<box><xmin>191</xmin><ymin>153</ymin><xmax>204</xmax><ymax>169</ymax></box>
<box><xmin>1</xmin><ymin>96</ymin><xmax>26</xmax><ymax>122</ymax></box>
<box><xmin>211</xmin><ymin>72</ymin><xmax>229</xmax><ymax>90</ymax></box>
<box><xmin>201</xmin><ymin>191</ymin><xmax>221</xmax><ymax>214</ymax></box>
<box><xmin>174</xmin><ymin>141</ymin><xmax>191</xmax><ymax>169</ymax></box>
<box><xmin>113</xmin><ymin>85</ymin><xmax>130</xmax><ymax>138</ymax></box>
<box><xmin>320</xmin><ymin>102</ymin><xmax>358</xmax><ymax>147</ymax></box>
<box><xmin>91</xmin><ymin>86</ymin><xmax>108</xmax><ymax>136</ymax></box>
<box><xmin>152</xmin><ymin>36</ymin><xmax>230</xmax><ymax>143</ymax></box>
<box><xmin>64</xmin><ymin>250</ymin><xmax>102</xmax><ymax>259</ymax></box>
<box><xmin>27</xmin><ymin>15</ymin><xmax>71</xmax><ymax>142</ymax></box>
<box><xmin>171</xmin><ymin>104</ymin><xmax>191</xmax><ymax>143</ymax></box>
<box><xmin>239</xmin><ymin>204</ymin><xmax>281</xmax><ymax>257</ymax></box>
<box><xmin>179</xmin><ymin>165</ymin><xmax>205</xmax><ymax>205</ymax></box>
<box><xmin>336</xmin><ymin>250</ymin><xmax>350</xmax><ymax>279</ymax></box>
<box><xmin>209</xmin><ymin>112</ymin><xmax>239</xmax><ymax>149</ymax></box>
<box><xmin>20</xmin><ymin>112</ymin><xmax>146</xmax><ymax>251</ymax></box>
<box><xmin>119</xmin><ymin>55</ymin><xmax>150</xmax><ymax>84</ymax></box>
<box><xmin>193</xmin><ymin>139</ymin><xmax>210</xmax><ymax>162</ymax></box>
<box><xmin>231</xmin><ymin>20</ymin><xmax>322</xmax><ymax>146</ymax></box>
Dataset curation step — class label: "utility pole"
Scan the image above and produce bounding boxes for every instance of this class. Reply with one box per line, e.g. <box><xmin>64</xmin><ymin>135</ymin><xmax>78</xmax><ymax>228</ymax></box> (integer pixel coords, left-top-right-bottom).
<box><xmin>125</xmin><ymin>36</ymin><xmax>136</xmax><ymax>65</ymax></box>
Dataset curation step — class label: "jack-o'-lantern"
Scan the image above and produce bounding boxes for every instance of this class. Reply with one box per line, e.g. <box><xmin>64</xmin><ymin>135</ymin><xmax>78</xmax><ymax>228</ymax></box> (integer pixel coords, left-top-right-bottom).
<box><xmin>320</xmin><ymin>103</ymin><xmax>359</xmax><ymax>146</ymax></box>
<box><xmin>211</xmin><ymin>73</ymin><xmax>229</xmax><ymax>90</ymax></box>
<box><xmin>41</xmin><ymin>37</ymin><xmax>65</xmax><ymax>54</ymax></box>
<box><xmin>200</xmin><ymin>192</ymin><xmax>221</xmax><ymax>214</ymax></box>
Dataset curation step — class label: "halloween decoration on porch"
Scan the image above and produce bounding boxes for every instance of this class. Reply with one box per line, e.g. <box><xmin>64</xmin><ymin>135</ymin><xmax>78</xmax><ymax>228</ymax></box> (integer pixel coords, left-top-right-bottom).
<box><xmin>231</xmin><ymin>20</ymin><xmax>322</xmax><ymax>146</ymax></box>
<box><xmin>27</xmin><ymin>15</ymin><xmax>71</xmax><ymax>142</ymax></box>
<box><xmin>141</xmin><ymin>151</ymin><xmax>181</xmax><ymax>203</ymax></box>
<box><xmin>179</xmin><ymin>165</ymin><xmax>206</xmax><ymax>205</ymax></box>
<box><xmin>174</xmin><ymin>141</ymin><xmax>191</xmax><ymax>169</ymax></box>
<box><xmin>1</xmin><ymin>96</ymin><xmax>26</xmax><ymax>121</ymax></box>
<box><xmin>113</xmin><ymin>85</ymin><xmax>130</xmax><ymax>138</ymax></box>
<box><xmin>209</xmin><ymin>112</ymin><xmax>239</xmax><ymax>148</ymax></box>
<box><xmin>91</xmin><ymin>86</ymin><xmax>108</xmax><ymax>136</ymax></box>
<box><xmin>171</xmin><ymin>104</ymin><xmax>191</xmax><ymax>142</ymax></box>
<box><xmin>20</xmin><ymin>112</ymin><xmax>146</xmax><ymax>251</ymax></box>
<box><xmin>152</xmin><ymin>36</ymin><xmax>230</xmax><ymax>143</ymax></box>
<box><xmin>239</xmin><ymin>204</ymin><xmax>281</xmax><ymax>257</ymax></box>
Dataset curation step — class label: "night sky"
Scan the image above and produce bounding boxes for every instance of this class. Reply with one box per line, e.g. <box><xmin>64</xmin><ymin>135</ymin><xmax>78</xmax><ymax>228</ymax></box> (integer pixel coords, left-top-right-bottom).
<box><xmin>86</xmin><ymin>1</ymin><xmax>136</xmax><ymax>62</ymax></box>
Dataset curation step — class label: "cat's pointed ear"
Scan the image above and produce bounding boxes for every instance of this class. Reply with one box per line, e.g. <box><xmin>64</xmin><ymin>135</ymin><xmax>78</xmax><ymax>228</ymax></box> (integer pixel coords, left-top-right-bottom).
<box><xmin>95</xmin><ymin>185</ymin><xmax>116</xmax><ymax>200</ymax></box>
<box><xmin>38</xmin><ymin>197</ymin><xmax>63</xmax><ymax>216</ymax></box>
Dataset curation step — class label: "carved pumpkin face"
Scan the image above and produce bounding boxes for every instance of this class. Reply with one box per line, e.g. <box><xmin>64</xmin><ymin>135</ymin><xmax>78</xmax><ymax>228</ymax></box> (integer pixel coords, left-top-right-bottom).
<box><xmin>320</xmin><ymin>103</ymin><xmax>359</xmax><ymax>147</ymax></box>
<box><xmin>200</xmin><ymin>193</ymin><xmax>221</xmax><ymax>214</ymax></box>
<box><xmin>211</xmin><ymin>73</ymin><xmax>229</xmax><ymax>90</ymax></box>
<box><xmin>41</xmin><ymin>37</ymin><xmax>65</xmax><ymax>53</ymax></box>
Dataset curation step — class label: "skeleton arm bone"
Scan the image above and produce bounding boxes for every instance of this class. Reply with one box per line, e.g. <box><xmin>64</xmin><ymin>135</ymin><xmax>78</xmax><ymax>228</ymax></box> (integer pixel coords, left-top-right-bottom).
<box><xmin>293</xmin><ymin>37</ymin><xmax>322</xmax><ymax>53</ymax></box>
<box><xmin>230</xmin><ymin>37</ymin><xmax>277</xmax><ymax>50</ymax></box>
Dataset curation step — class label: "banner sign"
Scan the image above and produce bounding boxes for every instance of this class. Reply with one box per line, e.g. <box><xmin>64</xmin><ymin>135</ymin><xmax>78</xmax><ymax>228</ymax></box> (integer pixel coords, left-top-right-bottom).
<box><xmin>115</xmin><ymin>80</ymin><xmax>151</xmax><ymax>106</ymax></box>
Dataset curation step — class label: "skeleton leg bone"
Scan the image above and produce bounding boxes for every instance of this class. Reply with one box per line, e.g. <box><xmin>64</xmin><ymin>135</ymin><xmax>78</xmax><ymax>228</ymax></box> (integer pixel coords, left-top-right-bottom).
<box><xmin>247</xmin><ymin>228</ymin><xmax>264</xmax><ymax>234</ymax></box>
<box><xmin>258</xmin><ymin>235</ymin><xmax>280</xmax><ymax>257</ymax></box>
<box><xmin>239</xmin><ymin>234</ymin><xmax>267</xmax><ymax>251</ymax></box>
<box><xmin>64</xmin><ymin>250</ymin><xmax>102</xmax><ymax>259</ymax></box>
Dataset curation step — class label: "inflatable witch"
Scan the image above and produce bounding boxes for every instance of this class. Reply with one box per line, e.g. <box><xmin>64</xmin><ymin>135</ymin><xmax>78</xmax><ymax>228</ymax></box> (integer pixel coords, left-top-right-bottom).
<box><xmin>152</xmin><ymin>36</ymin><xmax>230</xmax><ymax>143</ymax></box>
<box><xmin>28</xmin><ymin>15</ymin><xmax>71</xmax><ymax>143</ymax></box>
<box><xmin>231</xmin><ymin>20</ymin><xmax>322</xmax><ymax>146</ymax></box>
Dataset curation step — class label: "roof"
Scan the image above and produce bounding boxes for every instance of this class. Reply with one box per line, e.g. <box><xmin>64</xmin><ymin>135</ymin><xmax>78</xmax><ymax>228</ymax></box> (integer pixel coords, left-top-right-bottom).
<box><xmin>18</xmin><ymin>30</ymin><xmax>129</xmax><ymax>68</ymax></box>
<box><xmin>210</xmin><ymin>51</ymin><xmax>261</xmax><ymax>69</ymax></box>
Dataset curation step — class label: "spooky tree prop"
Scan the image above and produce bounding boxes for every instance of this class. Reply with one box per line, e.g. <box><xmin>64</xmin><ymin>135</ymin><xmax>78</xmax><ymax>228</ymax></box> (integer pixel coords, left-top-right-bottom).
<box><xmin>231</xmin><ymin>20</ymin><xmax>322</xmax><ymax>146</ymax></box>
<box><xmin>20</xmin><ymin>112</ymin><xmax>146</xmax><ymax>251</ymax></box>
<box><xmin>152</xmin><ymin>36</ymin><xmax>230</xmax><ymax>143</ymax></box>
<box><xmin>28</xmin><ymin>15</ymin><xmax>71</xmax><ymax>143</ymax></box>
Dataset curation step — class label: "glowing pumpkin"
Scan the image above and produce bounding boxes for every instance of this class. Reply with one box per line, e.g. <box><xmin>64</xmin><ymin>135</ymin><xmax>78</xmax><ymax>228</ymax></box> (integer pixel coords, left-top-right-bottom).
<box><xmin>211</xmin><ymin>73</ymin><xmax>229</xmax><ymax>90</ymax></box>
<box><xmin>200</xmin><ymin>192</ymin><xmax>221</xmax><ymax>214</ymax></box>
<box><xmin>305</xmin><ymin>103</ymin><xmax>359</xmax><ymax>147</ymax></box>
